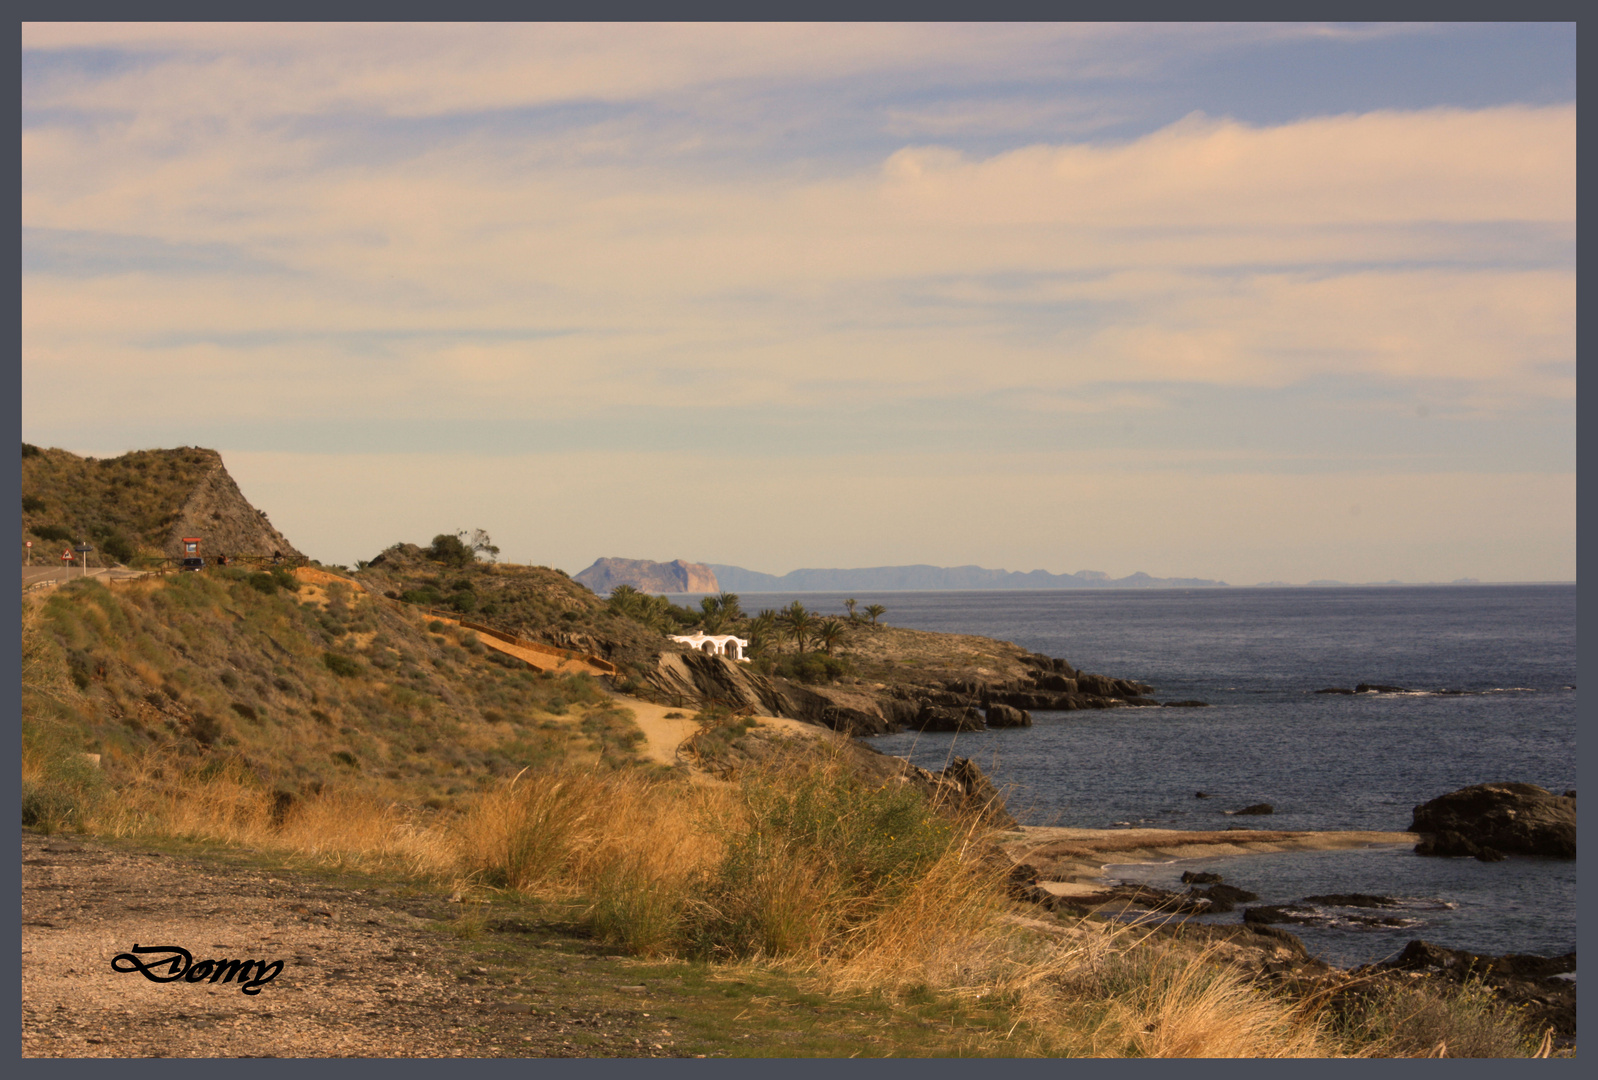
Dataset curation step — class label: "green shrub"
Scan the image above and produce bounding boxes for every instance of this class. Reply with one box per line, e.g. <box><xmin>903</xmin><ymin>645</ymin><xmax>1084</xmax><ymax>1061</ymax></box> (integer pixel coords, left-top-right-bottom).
<box><xmin>21</xmin><ymin>728</ymin><xmax>107</xmax><ymax>835</ymax></box>
<box><xmin>586</xmin><ymin>856</ymin><xmax>688</xmax><ymax>957</ymax></box>
<box><xmin>22</xmin><ymin>494</ymin><xmax>45</xmax><ymax>513</ymax></box>
<box><xmin>691</xmin><ymin>755</ymin><xmax>958</xmax><ymax>960</ymax></box>
<box><xmin>33</xmin><ymin>524</ymin><xmax>75</xmax><ymax>544</ymax></box>
<box><xmin>99</xmin><ymin>531</ymin><xmax>135</xmax><ymax>565</ymax></box>
<box><xmin>322</xmin><ymin>652</ymin><xmax>361</xmax><ymax>678</ymax></box>
<box><xmin>773</xmin><ymin>652</ymin><xmax>852</xmax><ymax>684</ymax></box>
<box><xmin>248</xmin><ymin>572</ymin><xmax>278</xmax><ymax>594</ymax></box>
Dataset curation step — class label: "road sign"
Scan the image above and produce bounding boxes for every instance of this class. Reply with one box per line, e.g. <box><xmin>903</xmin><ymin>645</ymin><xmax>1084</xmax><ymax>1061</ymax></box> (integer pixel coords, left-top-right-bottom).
<box><xmin>61</xmin><ymin>550</ymin><xmax>72</xmax><ymax>562</ymax></box>
<box><xmin>25</xmin><ymin>541</ymin><xmax>32</xmax><ymax>547</ymax></box>
<box><xmin>74</xmin><ymin>544</ymin><xmax>93</xmax><ymax>553</ymax></box>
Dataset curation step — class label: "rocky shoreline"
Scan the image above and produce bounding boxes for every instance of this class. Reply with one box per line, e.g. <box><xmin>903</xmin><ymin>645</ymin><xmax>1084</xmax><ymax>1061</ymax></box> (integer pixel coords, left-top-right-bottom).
<box><xmin>995</xmin><ymin>823</ymin><xmax>1577</xmax><ymax>1042</ymax></box>
<box><xmin>642</xmin><ymin>640</ymin><xmax>1177</xmax><ymax>737</ymax></box>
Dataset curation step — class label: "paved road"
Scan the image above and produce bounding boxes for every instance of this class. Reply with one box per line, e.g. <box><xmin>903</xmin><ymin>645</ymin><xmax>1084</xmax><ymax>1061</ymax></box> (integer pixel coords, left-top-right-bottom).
<box><xmin>22</xmin><ymin>565</ymin><xmax>146</xmax><ymax>590</ymax></box>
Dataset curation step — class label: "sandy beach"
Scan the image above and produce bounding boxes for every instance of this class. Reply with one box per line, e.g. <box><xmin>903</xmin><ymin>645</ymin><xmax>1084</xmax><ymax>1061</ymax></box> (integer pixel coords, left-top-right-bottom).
<box><xmin>999</xmin><ymin>825</ymin><xmax>1416</xmax><ymax>894</ymax></box>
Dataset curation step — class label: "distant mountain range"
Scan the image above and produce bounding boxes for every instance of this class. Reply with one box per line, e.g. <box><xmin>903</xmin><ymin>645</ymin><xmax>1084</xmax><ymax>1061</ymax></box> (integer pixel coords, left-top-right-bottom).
<box><xmin>706</xmin><ymin>564</ymin><xmax>1228</xmax><ymax>592</ymax></box>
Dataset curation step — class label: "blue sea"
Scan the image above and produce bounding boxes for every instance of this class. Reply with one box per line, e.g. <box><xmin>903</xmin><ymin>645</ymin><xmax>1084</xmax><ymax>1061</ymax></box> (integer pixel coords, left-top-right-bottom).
<box><xmin>729</xmin><ymin>585</ymin><xmax>1577</xmax><ymax>969</ymax></box>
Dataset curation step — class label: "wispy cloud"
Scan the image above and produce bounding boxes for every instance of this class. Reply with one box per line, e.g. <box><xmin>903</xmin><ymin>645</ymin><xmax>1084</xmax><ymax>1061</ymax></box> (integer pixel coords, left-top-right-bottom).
<box><xmin>20</xmin><ymin>23</ymin><xmax>1575</xmax><ymax>581</ymax></box>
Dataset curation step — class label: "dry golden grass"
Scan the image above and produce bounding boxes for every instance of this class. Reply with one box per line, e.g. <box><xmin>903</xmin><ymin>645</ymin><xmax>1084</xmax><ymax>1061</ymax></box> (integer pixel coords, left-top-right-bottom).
<box><xmin>26</xmin><ymin>738</ymin><xmax>1547</xmax><ymax>1059</ymax></box>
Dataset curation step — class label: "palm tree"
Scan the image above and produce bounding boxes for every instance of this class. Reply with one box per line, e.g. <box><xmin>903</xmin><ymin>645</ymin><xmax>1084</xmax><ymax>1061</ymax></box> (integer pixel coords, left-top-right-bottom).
<box><xmin>778</xmin><ymin>600</ymin><xmax>814</xmax><ymax>653</ymax></box>
<box><xmin>864</xmin><ymin>603</ymin><xmax>887</xmax><ymax>627</ymax></box>
<box><xmin>607</xmin><ymin>584</ymin><xmax>643</xmax><ymax>618</ymax></box>
<box><xmin>718</xmin><ymin>592</ymin><xmax>743</xmax><ymax>621</ymax></box>
<box><xmin>843</xmin><ymin>598</ymin><xmax>859</xmax><ymax>622</ymax></box>
<box><xmin>815</xmin><ymin>618</ymin><xmax>849</xmax><ymax>656</ymax></box>
<box><xmin>747</xmin><ymin>610</ymin><xmax>778</xmax><ymax>658</ymax></box>
<box><xmin>699</xmin><ymin>595</ymin><xmax>726</xmax><ymax>633</ymax></box>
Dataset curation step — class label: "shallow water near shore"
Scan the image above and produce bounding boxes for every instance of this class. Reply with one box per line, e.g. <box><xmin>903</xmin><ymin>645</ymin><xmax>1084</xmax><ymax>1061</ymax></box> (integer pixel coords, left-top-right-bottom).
<box><xmin>736</xmin><ymin>584</ymin><xmax>1577</xmax><ymax>965</ymax></box>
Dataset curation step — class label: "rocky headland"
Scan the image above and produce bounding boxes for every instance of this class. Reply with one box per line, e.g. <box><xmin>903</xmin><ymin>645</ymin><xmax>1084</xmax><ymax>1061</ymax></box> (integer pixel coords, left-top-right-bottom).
<box><xmin>641</xmin><ymin>624</ymin><xmax>1169</xmax><ymax>737</ymax></box>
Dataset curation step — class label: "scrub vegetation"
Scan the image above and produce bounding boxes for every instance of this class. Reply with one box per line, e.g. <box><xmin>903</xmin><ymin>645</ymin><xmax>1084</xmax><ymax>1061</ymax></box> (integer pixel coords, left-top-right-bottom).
<box><xmin>21</xmin><ymin>566</ymin><xmax>1554</xmax><ymax>1057</ymax></box>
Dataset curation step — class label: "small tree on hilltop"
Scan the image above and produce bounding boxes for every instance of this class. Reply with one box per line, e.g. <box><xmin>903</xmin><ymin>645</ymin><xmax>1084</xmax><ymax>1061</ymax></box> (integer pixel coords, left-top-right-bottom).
<box><xmin>427</xmin><ymin>533</ymin><xmax>473</xmax><ymax>567</ymax></box>
<box><xmin>427</xmin><ymin>528</ymin><xmax>499</xmax><ymax>567</ymax></box>
<box><xmin>864</xmin><ymin>603</ymin><xmax>886</xmax><ymax>627</ymax></box>
<box><xmin>843</xmin><ymin>598</ymin><xmax>859</xmax><ymax>622</ymax></box>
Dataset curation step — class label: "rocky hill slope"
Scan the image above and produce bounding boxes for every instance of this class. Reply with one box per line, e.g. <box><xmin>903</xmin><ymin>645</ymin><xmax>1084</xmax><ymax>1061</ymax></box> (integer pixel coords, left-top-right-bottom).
<box><xmin>21</xmin><ymin>444</ymin><xmax>301</xmax><ymax>563</ymax></box>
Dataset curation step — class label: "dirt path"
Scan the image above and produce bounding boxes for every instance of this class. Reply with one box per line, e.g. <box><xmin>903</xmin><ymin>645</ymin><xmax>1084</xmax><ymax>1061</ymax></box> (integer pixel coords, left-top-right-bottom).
<box><xmin>20</xmin><ymin>829</ymin><xmax>677</xmax><ymax>1059</ymax></box>
<box><xmin>419</xmin><ymin>612</ymin><xmax>611</xmax><ymax>677</ymax></box>
<box><xmin>606</xmin><ymin>693</ymin><xmax>828</xmax><ymax>770</ymax></box>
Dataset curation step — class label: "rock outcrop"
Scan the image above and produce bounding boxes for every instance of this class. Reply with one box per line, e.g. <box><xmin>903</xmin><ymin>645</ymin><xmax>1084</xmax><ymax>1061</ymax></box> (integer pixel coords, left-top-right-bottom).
<box><xmin>644</xmin><ymin>652</ymin><xmax>786</xmax><ymax>717</ymax></box>
<box><xmin>575</xmin><ymin>558</ymin><xmax>719</xmax><ymax>595</ymax></box>
<box><xmin>21</xmin><ymin>445</ymin><xmax>302</xmax><ymax>562</ymax></box>
<box><xmin>1410</xmin><ymin>782</ymin><xmax>1575</xmax><ymax>860</ymax></box>
<box><xmin>166</xmin><ymin>455</ymin><xmax>303</xmax><ymax>559</ymax></box>
<box><xmin>984</xmin><ymin>703</ymin><xmax>1032</xmax><ymax>727</ymax></box>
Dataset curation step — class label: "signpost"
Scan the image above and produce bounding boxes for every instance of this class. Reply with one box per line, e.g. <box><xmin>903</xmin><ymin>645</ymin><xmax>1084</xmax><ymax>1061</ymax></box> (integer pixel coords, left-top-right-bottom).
<box><xmin>74</xmin><ymin>543</ymin><xmax>93</xmax><ymax>578</ymax></box>
<box><xmin>25</xmin><ymin>539</ymin><xmax>31</xmax><ymax>566</ymax></box>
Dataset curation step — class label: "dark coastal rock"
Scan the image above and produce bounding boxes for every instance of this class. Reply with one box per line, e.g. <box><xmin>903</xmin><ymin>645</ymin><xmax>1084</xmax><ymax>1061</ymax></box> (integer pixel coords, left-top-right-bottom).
<box><xmin>1185</xmin><ymin>883</ymin><xmax>1259</xmax><ymax>913</ymax></box>
<box><xmin>775</xmin><ymin>682</ymin><xmax>909</xmax><ymax>736</ymax></box>
<box><xmin>935</xmin><ymin>757</ymin><xmax>1016</xmax><ymax>828</ymax></box>
<box><xmin>1241</xmin><ymin>904</ymin><xmax>1407</xmax><ymax>929</ymax></box>
<box><xmin>984</xmin><ymin>702</ymin><xmax>1032</xmax><ymax>728</ymax></box>
<box><xmin>1162</xmin><ymin>700</ymin><xmax>1210</xmax><ymax>707</ymax></box>
<box><xmin>1355</xmin><ymin>683</ymin><xmax>1407</xmax><ymax>693</ymax></box>
<box><xmin>1232</xmin><ymin>803</ymin><xmax>1275</xmax><ymax>816</ymax></box>
<box><xmin>1409</xmin><ymin>782</ymin><xmax>1575</xmax><ymax>859</ymax></box>
<box><xmin>1314</xmin><ymin>686</ymin><xmax>1356</xmax><ymax>695</ymax></box>
<box><xmin>914</xmin><ymin>703</ymin><xmax>985</xmax><ymax>732</ymax></box>
<box><xmin>1243</xmin><ymin>904</ymin><xmax>1314</xmax><ymax>926</ymax></box>
<box><xmin>1033</xmin><ymin>673</ymin><xmax>1078</xmax><ymax>693</ymax></box>
<box><xmin>1194</xmin><ymin>791</ymin><xmax>1212</xmax><ymax>799</ymax></box>
<box><xmin>1180</xmin><ymin>870</ymin><xmax>1223</xmax><ymax>883</ymax></box>
<box><xmin>1302</xmin><ymin>893</ymin><xmax>1402</xmax><ymax>908</ymax></box>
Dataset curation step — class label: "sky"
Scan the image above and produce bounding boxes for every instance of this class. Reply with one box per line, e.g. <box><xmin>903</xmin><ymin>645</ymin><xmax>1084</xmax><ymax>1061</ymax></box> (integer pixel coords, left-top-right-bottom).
<box><xmin>20</xmin><ymin>22</ymin><xmax>1576</xmax><ymax>584</ymax></box>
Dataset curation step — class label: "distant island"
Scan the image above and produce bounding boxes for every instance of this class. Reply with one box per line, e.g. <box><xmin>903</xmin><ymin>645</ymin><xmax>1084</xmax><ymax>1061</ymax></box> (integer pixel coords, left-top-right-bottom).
<box><xmin>708</xmin><ymin>564</ymin><xmax>1227</xmax><ymax>591</ymax></box>
<box><xmin>574</xmin><ymin>557</ymin><xmax>719</xmax><ymax>595</ymax></box>
<box><xmin>572</xmin><ymin>558</ymin><xmax>1226</xmax><ymax>594</ymax></box>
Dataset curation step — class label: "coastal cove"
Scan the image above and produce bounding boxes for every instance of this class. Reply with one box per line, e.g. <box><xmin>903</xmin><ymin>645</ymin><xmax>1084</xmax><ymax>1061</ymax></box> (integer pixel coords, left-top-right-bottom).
<box><xmin>712</xmin><ymin>585</ymin><xmax>1576</xmax><ymax>966</ymax></box>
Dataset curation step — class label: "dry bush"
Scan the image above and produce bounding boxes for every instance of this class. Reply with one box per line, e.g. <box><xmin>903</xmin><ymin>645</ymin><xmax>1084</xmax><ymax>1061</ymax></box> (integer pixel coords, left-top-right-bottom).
<box><xmin>1337</xmin><ymin>978</ymin><xmax>1544</xmax><ymax>1058</ymax></box>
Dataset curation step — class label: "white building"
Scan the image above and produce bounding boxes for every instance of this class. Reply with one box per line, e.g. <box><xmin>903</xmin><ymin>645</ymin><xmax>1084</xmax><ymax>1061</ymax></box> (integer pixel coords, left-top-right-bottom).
<box><xmin>669</xmin><ymin>631</ymin><xmax>751</xmax><ymax>662</ymax></box>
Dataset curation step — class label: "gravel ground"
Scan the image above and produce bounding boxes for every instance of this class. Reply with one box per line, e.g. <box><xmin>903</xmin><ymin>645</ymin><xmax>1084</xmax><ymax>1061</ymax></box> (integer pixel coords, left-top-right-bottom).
<box><xmin>21</xmin><ymin>829</ymin><xmax>677</xmax><ymax>1058</ymax></box>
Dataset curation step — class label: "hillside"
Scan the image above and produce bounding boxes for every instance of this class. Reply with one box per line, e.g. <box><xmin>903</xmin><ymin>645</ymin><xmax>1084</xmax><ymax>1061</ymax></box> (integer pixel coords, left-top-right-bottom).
<box><xmin>709</xmin><ymin>563</ymin><xmax>1228</xmax><ymax>591</ymax></box>
<box><xmin>23</xmin><ymin>568</ymin><xmax>646</xmax><ymax>814</ymax></box>
<box><xmin>21</xmin><ymin>444</ymin><xmax>301</xmax><ymax>564</ymax></box>
<box><xmin>356</xmin><ymin>542</ymin><xmax>684</xmax><ymax>679</ymax></box>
